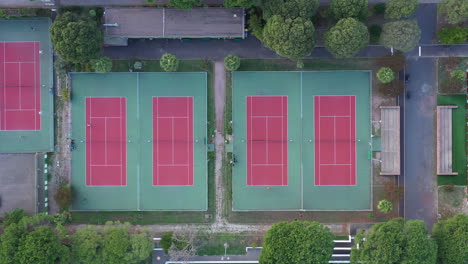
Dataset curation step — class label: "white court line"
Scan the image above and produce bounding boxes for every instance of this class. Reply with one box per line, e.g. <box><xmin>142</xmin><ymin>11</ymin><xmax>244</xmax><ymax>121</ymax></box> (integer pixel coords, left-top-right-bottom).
<box><xmin>5</xmin><ymin>109</ymin><xmax>36</xmax><ymax>111</ymax></box>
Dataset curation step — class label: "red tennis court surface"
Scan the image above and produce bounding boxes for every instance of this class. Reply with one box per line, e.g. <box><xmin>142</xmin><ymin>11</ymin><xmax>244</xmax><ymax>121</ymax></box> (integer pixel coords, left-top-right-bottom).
<box><xmin>153</xmin><ymin>97</ymin><xmax>194</xmax><ymax>186</ymax></box>
<box><xmin>86</xmin><ymin>97</ymin><xmax>127</xmax><ymax>186</ymax></box>
<box><xmin>247</xmin><ymin>96</ymin><xmax>288</xmax><ymax>186</ymax></box>
<box><xmin>0</xmin><ymin>42</ymin><xmax>41</xmax><ymax>131</ymax></box>
<box><xmin>314</xmin><ymin>96</ymin><xmax>356</xmax><ymax>186</ymax></box>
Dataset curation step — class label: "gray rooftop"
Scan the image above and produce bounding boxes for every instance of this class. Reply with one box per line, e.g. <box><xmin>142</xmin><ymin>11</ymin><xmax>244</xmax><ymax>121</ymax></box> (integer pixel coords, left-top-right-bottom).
<box><xmin>104</xmin><ymin>7</ymin><xmax>245</xmax><ymax>39</ymax></box>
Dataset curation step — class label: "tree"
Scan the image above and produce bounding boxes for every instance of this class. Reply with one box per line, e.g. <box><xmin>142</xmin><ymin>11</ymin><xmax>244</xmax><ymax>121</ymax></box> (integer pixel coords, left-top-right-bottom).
<box><xmin>224</xmin><ymin>0</ymin><xmax>258</xmax><ymax>8</ymax></box>
<box><xmin>451</xmin><ymin>70</ymin><xmax>465</xmax><ymax>81</ymax></box>
<box><xmin>224</xmin><ymin>55</ymin><xmax>241</xmax><ymax>71</ymax></box>
<box><xmin>380</xmin><ymin>20</ymin><xmax>421</xmax><ymax>52</ymax></box>
<box><xmin>438</xmin><ymin>26</ymin><xmax>468</xmax><ymax>44</ymax></box>
<box><xmin>15</xmin><ymin>226</ymin><xmax>69</xmax><ymax>264</ymax></box>
<box><xmin>351</xmin><ymin>218</ymin><xmax>436</xmax><ymax>264</ymax></box>
<box><xmin>262</xmin><ymin>0</ymin><xmax>319</xmax><ymax>20</ymax></box>
<box><xmin>54</xmin><ymin>184</ymin><xmax>72</xmax><ymax>211</ymax></box>
<box><xmin>385</xmin><ymin>0</ymin><xmax>419</xmax><ymax>19</ymax></box>
<box><xmin>377</xmin><ymin>199</ymin><xmax>393</xmax><ymax>213</ymax></box>
<box><xmin>330</xmin><ymin>0</ymin><xmax>368</xmax><ymax>20</ymax></box>
<box><xmin>248</xmin><ymin>9</ymin><xmax>264</xmax><ymax>41</ymax></box>
<box><xmin>160</xmin><ymin>53</ymin><xmax>179</xmax><ymax>72</ymax></box>
<box><xmin>376</xmin><ymin>67</ymin><xmax>395</xmax><ymax>84</ymax></box>
<box><xmin>50</xmin><ymin>12</ymin><xmax>103</xmax><ymax>64</ymax></box>
<box><xmin>432</xmin><ymin>213</ymin><xmax>468</xmax><ymax>264</ymax></box>
<box><xmin>259</xmin><ymin>221</ymin><xmax>334</xmax><ymax>264</ymax></box>
<box><xmin>0</xmin><ymin>223</ymin><xmax>27</xmax><ymax>264</ymax></box>
<box><xmin>438</xmin><ymin>0</ymin><xmax>468</xmax><ymax>24</ymax></box>
<box><xmin>71</xmin><ymin>226</ymin><xmax>103</xmax><ymax>264</ymax></box>
<box><xmin>324</xmin><ymin>18</ymin><xmax>369</xmax><ymax>58</ymax></box>
<box><xmin>2</xmin><ymin>208</ymin><xmax>26</xmax><ymax>228</ymax></box>
<box><xmin>262</xmin><ymin>15</ymin><xmax>316</xmax><ymax>60</ymax></box>
<box><xmin>94</xmin><ymin>56</ymin><xmax>113</xmax><ymax>73</ymax></box>
<box><xmin>168</xmin><ymin>0</ymin><xmax>201</xmax><ymax>10</ymax></box>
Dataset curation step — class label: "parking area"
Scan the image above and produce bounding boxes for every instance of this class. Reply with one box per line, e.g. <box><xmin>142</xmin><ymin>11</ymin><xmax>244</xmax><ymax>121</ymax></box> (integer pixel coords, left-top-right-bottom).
<box><xmin>0</xmin><ymin>153</ymin><xmax>37</xmax><ymax>216</ymax></box>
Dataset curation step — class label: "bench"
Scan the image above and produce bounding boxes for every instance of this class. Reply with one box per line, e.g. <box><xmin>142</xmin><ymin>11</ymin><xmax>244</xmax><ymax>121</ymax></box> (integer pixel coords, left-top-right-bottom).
<box><xmin>380</xmin><ymin>106</ymin><xmax>400</xmax><ymax>175</ymax></box>
<box><xmin>437</xmin><ymin>106</ymin><xmax>458</xmax><ymax>175</ymax></box>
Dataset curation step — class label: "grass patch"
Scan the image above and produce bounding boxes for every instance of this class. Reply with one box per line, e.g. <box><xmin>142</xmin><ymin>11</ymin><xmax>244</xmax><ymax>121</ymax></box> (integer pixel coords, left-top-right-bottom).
<box><xmin>239</xmin><ymin>58</ymin><xmax>375</xmax><ymax>71</ymax></box>
<box><xmin>71</xmin><ymin>59</ymin><xmax>215</xmax><ymax>224</ymax></box>
<box><xmin>437</xmin><ymin>95</ymin><xmax>467</xmax><ymax>185</ymax></box>
<box><xmin>196</xmin><ymin>233</ymin><xmax>257</xmax><ymax>256</ymax></box>
<box><xmin>225</xmin><ymin>72</ymin><xmax>233</xmax><ymax>136</ymax></box>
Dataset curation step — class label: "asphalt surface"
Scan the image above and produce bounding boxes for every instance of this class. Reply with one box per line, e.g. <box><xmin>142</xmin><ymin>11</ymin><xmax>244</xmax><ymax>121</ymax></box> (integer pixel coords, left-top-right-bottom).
<box><xmin>402</xmin><ymin>57</ymin><xmax>438</xmax><ymax>230</ymax></box>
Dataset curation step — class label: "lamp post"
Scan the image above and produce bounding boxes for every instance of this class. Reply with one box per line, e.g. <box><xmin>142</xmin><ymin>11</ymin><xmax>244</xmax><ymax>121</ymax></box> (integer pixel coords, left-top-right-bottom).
<box><xmin>224</xmin><ymin>242</ymin><xmax>229</xmax><ymax>257</ymax></box>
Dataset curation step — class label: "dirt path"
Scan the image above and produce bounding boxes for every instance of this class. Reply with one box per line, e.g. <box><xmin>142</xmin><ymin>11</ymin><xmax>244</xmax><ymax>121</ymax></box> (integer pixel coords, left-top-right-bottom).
<box><xmin>214</xmin><ymin>61</ymin><xmax>226</xmax><ymax>226</ymax></box>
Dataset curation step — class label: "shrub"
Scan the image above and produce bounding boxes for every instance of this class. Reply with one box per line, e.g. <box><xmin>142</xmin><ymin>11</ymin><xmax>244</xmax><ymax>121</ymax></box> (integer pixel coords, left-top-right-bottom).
<box><xmin>250</xmin><ymin>242</ymin><xmax>259</xmax><ymax>247</ymax></box>
<box><xmin>451</xmin><ymin>70</ymin><xmax>465</xmax><ymax>81</ymax></box>
<box><xmin>373</xmin><ymin>3</ymin><xmax>386</xmax><ymax>15</ymax></box>
<box><xmin>330</xmin><ymin>0</ymin><xmax>368</xmax><ymax>20</ymax></box>
<box><xmin>377</xmin><ymin>199</ymin><xmax>393</xmax><ymax>213</ymax></box>
<box><xmin>160</xmin><ymin>53</ymin><xmax>179</xmax><ymax>72</ymax></box>
<box><xmin>385</xmin><ymin>0</ymin><xmax>418</xmax><ymax>19</ymax></box>
<box><xmin>368</xmin><ymin>212</ymin><xmax>376</xmax><ymax>220</ymax></box>
<box><xmin>380</xmin><ymin>20</ymin><xmax>421</xmax><ymax>52</ymax></box>
<box><xmin>224</xmin><ymin>0</ymin><xmax>258</xmax><ymax>8</ymax></box>
<box><xmin>443</xmin><ymin>184</ymin><xmax>455</xmax><ymax>192</ymax></box>
<box><xmin>369</xmin><ymin>24</ymin><xmax>382</xmax><ymax>43</ymax></box>
<box><xmin>168</xmin><ymin>0</ymin><xmax>201</xmax><ymax>10</ymax></box>
<box><xmin>89</xmin><ymin>9</ymin><xmax>96</xmax><ymax>17</ymax></box>
<box><xmin>224</xmin><ymin>55</ymin><xmax>241</xmax><ymax>71</ymax></box>
<box><xmin>377</xmin><ymin>67</ymin><xmax>395</xmax><ymax>83</ymax></box>
<box><xmin>3</xmin><ymin>208</ymin><xmax>27</xmax><ymax>227</ymax></box>
<box><xmin>438</xmin><ymin>0</ymin><xmax>468</xmax><ymax>24</ymax></box>
<box><xmin>296</xmin><ymin>59</ymin><xmax>304</xmax><ymax>69</ymax></box>
<box><xmin>93</xmin><ymin>57</ymin><xmax>112</xmax><ymax>73</ymax></box>
<box><xmin>161</xmin><ymin>233</ymin><xmax>173</xmax><ymax>253</ymax></box>
<box><xmin>437</xmin><ymin>26</ymin><xmax>468</xmax><ymax>44</ymax></box>
<box><xmin>248</xmin><ymin>9</ymin><xmax>264</xmax><ymax>41</ymax></box>
<box><xmin>133</xmin><ymin>61</ymin><xmax>144</xmax><ymax>71</ymax></box>
<box><xmin>60</xmin><ymin>88</ymin><xmax>70</xmax><ymax>101</ymax></box>
<box><xmin>262</xmin><ymin>0</ymin><xmax>320</xmax><ymax>20</ymax></box>
<box><xmin>54</xmin><ymin>184</ymin><xmax>72</xmax><ymax>211</ymax></box>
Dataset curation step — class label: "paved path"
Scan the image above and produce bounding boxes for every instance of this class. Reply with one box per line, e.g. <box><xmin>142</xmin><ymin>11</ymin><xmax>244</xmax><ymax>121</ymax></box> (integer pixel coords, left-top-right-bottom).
<box><xmin>402</xmin><ymin>57</ymin><xmax>438</xmax><ymax>230</ymax></box>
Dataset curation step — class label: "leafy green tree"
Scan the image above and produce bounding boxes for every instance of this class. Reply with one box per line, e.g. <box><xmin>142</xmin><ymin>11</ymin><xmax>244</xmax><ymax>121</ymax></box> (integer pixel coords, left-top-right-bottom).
<box><xmin>437</xmin><ymin>26</ymin><xmax>468</xmax><ymax>44</ymax></box>
<box><xmin>50</xmin><ymin>12</ymin><xmax>103</xmax><ymax>64</ymax></box>
<box><xmin>451</xmin><ymin>70</ymin><xmax>465</xmax><ymax>81</ymax></box>
<box><xmin>380</xmin><ymin>20</ymin><xmax>421</xmax><ymax>52</ymax></box>
<box><xmin>224</xmin><ymin>55</ymin><xmax>241</xmax><ymax>71</ymax></box>
<box><xmin>330</xmin><ymin>0</ymin><xmax>368</xmax><ymax>20</ymax></box>
<box><xmin>432</xmin><ymin>213</ymin><xmax>468</xmax><ymax>264</ymax></box>
<box><xmin>438</xmin><ymin>0</ymin><xmax>468</xmax><ymax>24</ymax></box>
<box><xmin>377</xmin><ymin>199</ymin><xmax>393</xmax><ymax>213</ymax></box>
<box><xmin>259</xmin><ymin>221</ymin><xmax>334</xmax><ymax>264</ymax></box>
<box><xmin>160</xmin><ymin>233</ymin><xmax>173</xmax><ymax>253</ymax></box>
<box><xmin>160</xmin><ymin>53</ymin><xmax>179</xmax><ymax>72</ymax></box>
<box><xmin>374</xmin><ymin>3</ymin><xmax>386</xmax><ymax>15</ymax></box>
<box><xmin>262</xmin><ymin>15</ymin><xmax>316</xmax><ymax>60</ymax></box>
<box><xmin>262</xmin><ymin>0</ymin><xmax>319</xmax><ymax>20</ymax></box>
<box><xmin>324</xmin><ymin>18</ymin><xmax>369</xmax><ymax>58</ymax></box>
<box><xmin>376</xmin><ymin>67</ymin><xmax>395</xmax><ymax>84</ymax></box>
<box><xmin>0</xmin><ymin>223</ymin><xmax>27</xmax><ymax>264</ymax></box>
<box><xmin>71</xmin><ymin>226</ymin><xmax>103</xmax><ymax>264</ymax></box>
<box><xmin>401</xmin><ymin>220</ymin><xmax>437</xmax><ymax>264</ymax></box>
<box><xmin>385</xmin><ymin>0</ymin><xmax>419</xmax><ymax>19</ymax></box>
<box><xmin>93</xmin><ymin>57</ymin><xmax>113</xmax><ymax>73</ymax></box>
<box><xmin>369</xmin><ymin>24</ymin><xmax>382</xmax><ymax>43</ymax></box>
<box><xmin>351</xmin><ymin>218</ymin><xmax>436</xmax><ymax>264</ymax></box>
<box><xmin>2</xmin><ymin>208</ymin><xmax>26</xmax><ymax>228</ymax></box>
<box><xmin>16</xmin><ymin>226</ymin><xmax>69</xmax><ymax>264</ymax></box>
<box><xmin>126</xmin><ymin>233</ymin><xmax>154</xmax><ymax>263</ymax></box>
<box><xmin>168</xmin><ymin>0</ymin><xmax>201</xmax><ymax>10</ymax></box>
<box><xmin>248</xmin><ymin>9</ymin><xmax>264</xmax><ymax>41</ymax></box>
<box><xmin>224</xmin><ymin>0</ymin><xmax>258</xmax><ymax>8</ymax></box>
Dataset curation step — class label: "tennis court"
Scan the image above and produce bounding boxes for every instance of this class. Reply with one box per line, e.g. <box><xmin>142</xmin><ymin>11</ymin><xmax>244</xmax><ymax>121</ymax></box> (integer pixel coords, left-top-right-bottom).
<box><xmin>0</xmin><ymin>18</ymin><xmax>53</xmax><ymax>152</ymax></box>
<box><xmin>232</xmin><ymin>71</ymin><xmax>371</xmax><ymax>211</ymax></box>
<box><xmin>71</xmin><ymin>73</ymin><xmax>207</xmax><ymax>211</ymax></box>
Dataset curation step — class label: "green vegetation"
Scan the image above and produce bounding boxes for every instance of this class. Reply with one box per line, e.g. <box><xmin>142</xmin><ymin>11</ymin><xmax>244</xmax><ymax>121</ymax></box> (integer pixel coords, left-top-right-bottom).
<box><xmin>324</xmin><ymin>18</ymin><xmax>369</xmax><ymax>58</ymax></box>
<box><xmin>380</xmin><ymin>20</ymin><xmax>421</xmax><ymax>52</ymax></box>
<box><xmin>437</xmin><ymin>95</ymin><xmax>467</xmax><ymax>185</ymax></box>
<box><xmin>224</xmin><ymin>0</ymin><xmax>258</xmax><ymax>8</ymax></box>
<box><xmin>53</xmin><ymin>184</ymin><xmax>72</xmax><ymax>211</ymax></box>
<box><xmin>376</xmin><ymin>67</ymin><xmax>395</xmax><ymax>84</ymax></box>
<box><xmin>432</xmin><ymin>214</ymin><xmax>468</xmax><ymax>264</ymax></box>
<box><xmin>248</xmin><ymin>9</ymin><xmax>264</xmax><ymax>40</ymax></box>
<box><xmin>377</xmin><ymin>199</ymin><xmax>393</xmax><ymax>213</ymax></box>
<box><xmin>168</xmin><ymin>0</ymin><xmax>202</xmax><ymax>10</ymax></box>
<box><xmin>160</xmin><ymin>53</ymin><xmax>179</xmax><ymax>72</ymax></box>
<box><xmin>351</xmin><ymin>218</ymin><xmax>437</xmax><ymax>264</ymax></box>
<box><xmin>50</xmin><ymin>12</ymin><xmax>103</xmax><ymax>64</ymax></box>
<box><xmin>437</xmin><ymin>57</ymin><xmax>467</xmax><ymax>94</ymax></box>
<box><xmin>330</xmin><ymin>0</ymin><xmax>368</xmax><ymax>20</ymax></box>
<box><xmin>262</xmin><ymin>16</ymin><xmax>316</xmax><ymax>60</ymax></box>
<box><xmin>197</xmin><ymin>233</ymin><xmax>247</xmax><ymax>256</ymax></box>
<box><xmin>373</xmin><ymin>3</ymin><xmax>386</xmax><ymax>15</ymax></box>
<box><xmin>93</xmin><ymin>57</ymin><xmax>113</xmax><ymax>73</ymax></box>
<box><xmin>369</xmin><ymin>24</ymin><xmax>382</xmax><ymax>44</ymax></box>
<box><xmin>451</xmin><ymin>69</ymin><xmax>465</xmax><ymax>81</ymax></box>
<box><xmin>260</xmin><ymin>221</ymin><xmax>335</xmax><ymax>264</ymax></box>
<box><xmin>2</xmin><ymin>208</ymin><xmax>26</xmax><ymax>228</ymax></box>
<box><xmin>262</xmin><ymin>0</ymin><xmax>319</xmax><ymax>20</ymax></box>
<box><xmin>438</xmin><ymin>0</ymin><xmax>468</xmax><ymax>24</ymax></box>
<box><xmin>385</xmin><ymin>0</ymin><xmax>419</xmax><ymax>19</ymax></box>
<box><xmin>0</xmin><ymin>8</ymin><xmax>50</xmax><ymax>18</ymax></box>
<box><xmin>437</xmin><ymin>26</ymin><xmax>468</xmax><ymax>44</ymax></box>
<box><xmin>224</xmin><ymin>55</ymin><xmax>241</xmax><ymax>71</ymax></box>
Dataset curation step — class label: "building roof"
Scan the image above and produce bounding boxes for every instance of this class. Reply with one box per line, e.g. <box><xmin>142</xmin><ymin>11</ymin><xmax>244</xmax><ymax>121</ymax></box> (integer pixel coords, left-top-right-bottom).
<box><xmin>104</xmin><ymin>7</ymin><xmax>245</xmax><ymax>39</ymax></box>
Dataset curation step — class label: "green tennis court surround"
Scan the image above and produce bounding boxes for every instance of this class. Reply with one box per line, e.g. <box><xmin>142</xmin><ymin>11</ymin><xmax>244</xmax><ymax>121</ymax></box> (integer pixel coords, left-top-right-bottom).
<box><xmin>0</xmin><ymin>18</ymin><xmax>53</xmax><ymax>153</ymax></box>
<box><xmin>232</xmin><ymin>71</ymin><xmax>372</xmax><ymax>211</ymax></box>
<box><xmin>71</xmin><ymin>73</ymin><xmax>207</xmax><ymax>211</ymax></box>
